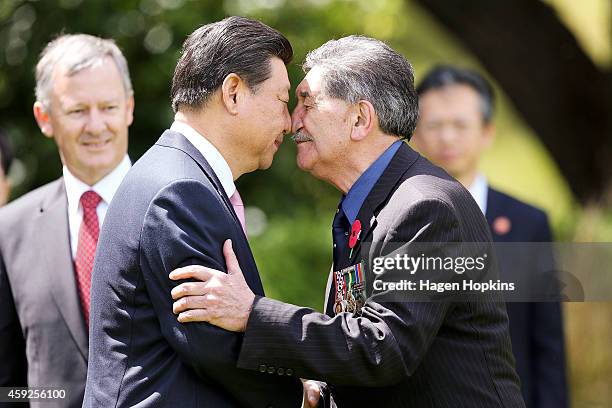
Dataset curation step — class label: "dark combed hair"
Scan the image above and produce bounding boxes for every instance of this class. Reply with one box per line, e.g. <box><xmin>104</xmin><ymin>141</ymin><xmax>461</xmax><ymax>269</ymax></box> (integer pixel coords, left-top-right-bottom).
<box><xmin>0</xmin><ymin>129</ymin><xmax>13</xmax><ymax>176</ymax></box>
<box><xmin>417</xmin><ymin>65</ymin><xmax>495</xmax><ymax>123</ymax></box>
<box><xmin>171</xmin><ymin>16</ymin><xmax>293</xmax><ymax>112</ymax></box>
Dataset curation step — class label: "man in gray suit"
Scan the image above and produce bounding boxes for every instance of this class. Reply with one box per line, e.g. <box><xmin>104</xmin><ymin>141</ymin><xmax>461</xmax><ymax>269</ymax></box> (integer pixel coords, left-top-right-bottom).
<box><xmin>0</xmin><ymin>34</ymin><xmax>134</xmax><ymax>407</ymax></box>
<box><xmin>170</xmin><ymin>36</ymin><xmax>525</xmax><ymax>407</ymax></box>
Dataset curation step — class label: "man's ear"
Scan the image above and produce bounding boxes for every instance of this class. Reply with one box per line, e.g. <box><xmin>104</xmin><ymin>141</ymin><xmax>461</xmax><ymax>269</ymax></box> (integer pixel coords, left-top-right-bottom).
<box><xmin>221</xmin><ymin>73</ymin><xmax>243</xmax><ymax>115</ymax></box>
<box><xmin>33</xmin><ymin>101</ymin><xmax>54</xmax><ymax>138</ymax></box>
<box><xmin>350</xmin><ymin>100</ymin><xmax>376</xmax><ymax>142</ymax></box>
<box><xmin>125</xmin><ymin>93</ymin><xmax>135</xmax><ymax>127</ymax></box>
<box><xmin>481</xmin><ymin>121</ymin><xmax>496</xmax><ymax>149</ymax></box>
<box><xmin>0</xmin><ymin>176</ymin><xmax>10</xmax><ymax>206</ymax></box>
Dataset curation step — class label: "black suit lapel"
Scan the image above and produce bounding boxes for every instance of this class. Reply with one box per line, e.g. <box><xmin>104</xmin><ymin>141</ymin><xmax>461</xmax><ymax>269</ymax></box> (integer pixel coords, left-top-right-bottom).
<box><xmin>326</xmin><ymin>144</ymin><xmax>419</xmax><ymax>315</ymax></box>
<box><xmin>348</xmin><ymin>143</ymin><xmax>419</xmax><ymax>265</ymax></box>
<box><xmin>34</xmin><ymin>179</ymin><xmax>89</xmax><ymax>361</ymax></box>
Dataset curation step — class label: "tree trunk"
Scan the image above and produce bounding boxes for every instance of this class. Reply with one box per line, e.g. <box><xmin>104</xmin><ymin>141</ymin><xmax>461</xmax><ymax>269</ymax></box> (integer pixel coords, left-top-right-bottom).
<box><xmin>412</xmin><ymin>0</ymin><xmax>612</xmax><ymax>204</ymax></box>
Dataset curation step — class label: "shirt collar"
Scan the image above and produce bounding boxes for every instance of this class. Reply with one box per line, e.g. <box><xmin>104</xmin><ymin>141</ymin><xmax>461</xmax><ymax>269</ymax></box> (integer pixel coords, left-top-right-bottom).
<box><xmin>467</xmin><ymin>173</ymin><xmax>488</xmax><ymax>215</ymax></box>
<box><xmin>341</xmin><ymin>140</ymin><xmax>403</xmax><ymax>224</ymax></box>
<box><xmin>170</xmin><ymin>120</ymin><xmax>236</xmax><ymax>198</ymax></box>
<box><xmin>63</xmin><ymin>154</ymin><xmax>131</xmax><ymax>215</ymax></box>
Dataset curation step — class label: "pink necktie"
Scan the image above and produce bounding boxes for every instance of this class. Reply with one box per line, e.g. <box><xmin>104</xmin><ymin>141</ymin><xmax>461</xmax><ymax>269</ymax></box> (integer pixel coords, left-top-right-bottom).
<box><xmin>74</xmin><ymin>190</ymin><xmax>102</xmax><ymax>326</ymax></box>
<box><xmin>230</xmin><ymin>190</ymin><xmax>247</xmax><ymax>235</ymax></box>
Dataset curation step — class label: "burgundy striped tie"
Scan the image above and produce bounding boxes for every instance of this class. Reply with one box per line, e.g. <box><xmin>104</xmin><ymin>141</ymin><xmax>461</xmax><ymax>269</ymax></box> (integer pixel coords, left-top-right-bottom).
<box><xmin>74</xmin><ymin>190</ymin><xmax>102</xmax><ymax>326</ymax></box>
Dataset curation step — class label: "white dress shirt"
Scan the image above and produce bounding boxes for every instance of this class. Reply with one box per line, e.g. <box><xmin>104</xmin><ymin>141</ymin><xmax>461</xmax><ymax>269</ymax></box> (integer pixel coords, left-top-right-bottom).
<box><xmin>170</xmin><ymin>120</ymin><xmax>236</xmax><ymax>198</ymax></box>
<box><xmin>63</xmin><ymin>155</ymin><xmax>131</xmax><ymax>258</ymax></box>
<box><xmin>467</xmin><ymin>173</ymin><xmax>489</xmax><ymax>215</ymax></box>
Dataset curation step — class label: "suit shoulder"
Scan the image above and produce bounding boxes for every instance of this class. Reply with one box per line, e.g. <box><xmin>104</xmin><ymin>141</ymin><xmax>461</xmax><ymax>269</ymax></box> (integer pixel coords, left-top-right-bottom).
<box><xmin>126</xmin><ymin>143</ymin><xmax>216</xmax><ymax>191</ymax></box>
<box><xmin>105</xmin><ymin>151</ymin><xmax>223</xmax><ymax>237</ymax></box>
<box><xmin>397</xmin><ymin>156</ymin><xmax>474</xmax><ymax>209</ymax></box>
<box><xmin>488</xmin><ymin>188</ymin><xmax>548</xmax><ymax>224</ymax></box>
<box><xmin>387</xmin><ymin>156</ymin><xmax>491</xmax><ymax>240</ymax></box>
<box><xmin>0</xmin><ymin>179</ymin><xmax>63</xmax><ymax>228</ymax></box>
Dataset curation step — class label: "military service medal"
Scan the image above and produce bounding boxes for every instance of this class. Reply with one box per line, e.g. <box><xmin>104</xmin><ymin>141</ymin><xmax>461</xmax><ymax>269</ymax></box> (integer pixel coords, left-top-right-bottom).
<box><xmin>333</xmin><ymin>261</ymin><xmax>366</xmax><ymax>316</ymax></box>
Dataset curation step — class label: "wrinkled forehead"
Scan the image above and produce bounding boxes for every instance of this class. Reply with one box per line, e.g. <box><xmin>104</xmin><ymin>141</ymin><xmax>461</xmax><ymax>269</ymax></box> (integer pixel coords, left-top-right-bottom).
<box><xmin>51</xmin><ymin>54</ymin><xmax>109</xmax><ymax>82</ymax></box>
<box><xmin>296</xmin><ymin>66</ymin><xmax>326</xmax><ymax>98</ymax></box>
<box><xmin>52</xmin><ymin>57</ymin><xmax>122</xmax><ymax>89</ymax></box>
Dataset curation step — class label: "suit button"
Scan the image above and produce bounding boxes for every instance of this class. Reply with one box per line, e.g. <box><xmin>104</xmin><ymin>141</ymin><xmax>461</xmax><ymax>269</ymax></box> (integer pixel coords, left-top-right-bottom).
<box><xmin>285</xmin><ymin>368</ymin><xmax>293</xmax><ymax>376</ymax></box>
<box><xmin>267</xmin><ymin>366</ymin><xmax>275</xmax><ymax>374</ymax></box>
<box><xmin>259</xmin><ymin>364</ymin><xmax>267</xmax><ymax>373</ymax></box>
<box><xmin>277</xmin><ymin>367</ymin><xmax>284</xmax><ymax>375</ymax></box>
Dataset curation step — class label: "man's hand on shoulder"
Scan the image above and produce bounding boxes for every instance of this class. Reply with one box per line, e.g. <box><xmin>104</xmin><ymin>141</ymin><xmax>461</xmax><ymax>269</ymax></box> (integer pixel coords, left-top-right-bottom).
<box><xmin>169</xmin><ymin>239</ymin><xmax>255</xmax><ymax>332</ymax></box>
<box><xmin>302</xmin><ymin>379</ymin><xmax>322</xmax><ymax>408</ymax></box>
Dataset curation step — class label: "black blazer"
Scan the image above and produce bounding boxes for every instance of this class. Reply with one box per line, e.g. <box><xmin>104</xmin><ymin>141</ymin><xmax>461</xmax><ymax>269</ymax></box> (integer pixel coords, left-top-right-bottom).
<box><xmin>0</xmin><ymin>179</ymin><xmax>89</xmax><ymax>408</ymax></box>
<box><xmin>486</xmin><ymin>188</ymin><xmax>568</xmax><ymax>408</ymax></box>
<box><xmin>237</xmin><ymin>143</ymin><xmax>525</xmax><ymax>407</ymax></box>
<box><xmin>83</xmin><ymin>131</ymin><xmax>302</xmax><ymax>407</ymax></box>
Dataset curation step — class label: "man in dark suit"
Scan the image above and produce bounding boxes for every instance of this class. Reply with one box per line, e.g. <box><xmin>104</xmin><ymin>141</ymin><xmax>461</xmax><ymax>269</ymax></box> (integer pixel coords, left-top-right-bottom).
<box><xmin>169</xmin><ymin>36</ymin><xmax>525</xmax><ymax>407</ymax></box>
<box><xmin>83</xmin><ymin>17</ymin><xmax>303</xmax><ymax>407</ymax></box>
<box><xmin>0</xmin><ymin>34</ymin><xmax>134</xmax><ymax>407</ymax></box>
<box><xmin>412</xmin><ymin>65</ymin><xmax>568</xmax><ymax>408</ymax></box>
<box><xmin>0</xmin><ymin>128</ymin><xmax>14</xmax><ymax>206</ymax></box>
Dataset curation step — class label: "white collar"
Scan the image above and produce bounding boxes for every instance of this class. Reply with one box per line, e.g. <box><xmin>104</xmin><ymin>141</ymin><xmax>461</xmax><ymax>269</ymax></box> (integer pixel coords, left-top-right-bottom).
<box><xmin>170</xmin><ymin>120</ymin><xmax>236</xmax><ymax>198</ymax></box>
<box><xmin>63</xmin><ymin>154</ymin><xmax>131</xmax><ymax>214</ymax></box>
<box><xmin>467</xmin><ymin>173</ymin><xmax>488</xmax><ymax>215</ymax></box>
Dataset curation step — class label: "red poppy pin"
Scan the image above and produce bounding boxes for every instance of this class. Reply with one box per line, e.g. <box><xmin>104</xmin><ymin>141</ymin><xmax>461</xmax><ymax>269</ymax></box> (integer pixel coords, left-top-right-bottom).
<box><xmin>493</xmin><ymin>216</ymin><xmax>511</xmax><ymax>235</ymax></box>
<box><xmin>349</xmin><ymin>220</ymin><xmax>362</xmax><ymax>249</ymax></box>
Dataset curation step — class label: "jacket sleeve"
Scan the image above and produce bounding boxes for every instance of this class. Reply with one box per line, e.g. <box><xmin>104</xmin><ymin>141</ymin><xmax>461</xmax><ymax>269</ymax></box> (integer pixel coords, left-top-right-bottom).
<box><xmin>237</xmin><ymin>199</ymin><xmax>462</xmax><ymax>386</ymax></box>
<box><xmin>0</xmin><ymin>248</ymin><xmax>29</xmax><ymax>396</ymax></box>
<box><xmin>139</xmin><ymin>179</ymin><xmax>302</xmax><ymax>408</ymax></box>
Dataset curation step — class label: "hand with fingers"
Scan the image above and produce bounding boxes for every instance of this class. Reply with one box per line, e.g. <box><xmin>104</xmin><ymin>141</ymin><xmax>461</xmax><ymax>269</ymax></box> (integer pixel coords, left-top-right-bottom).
<box><xmin>169</xmin><ymin>239</ymin><xmax>255</xmax><ymax>332</ymax></box>
<box><xmin>302</xmin><ymin>380</ymin><xmax>321</xmax><ymax>408</ymax></box>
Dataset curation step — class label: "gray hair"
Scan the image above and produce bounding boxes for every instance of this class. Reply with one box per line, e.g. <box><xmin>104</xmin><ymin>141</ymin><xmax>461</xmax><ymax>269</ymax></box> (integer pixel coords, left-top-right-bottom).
<box><xmin>303</xmin><ymin>36</ymin><xmax>418</xmax><ymax>140</ymax></box>
<box><xmin>35</xmin><ymin>34</ymin><xmax>133</xmax><ymax>110</ymax></box>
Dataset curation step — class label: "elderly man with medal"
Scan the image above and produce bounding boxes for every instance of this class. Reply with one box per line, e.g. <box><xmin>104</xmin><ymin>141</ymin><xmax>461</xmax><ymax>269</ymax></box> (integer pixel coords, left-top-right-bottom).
<box><xmin>168</xmin><ymin>36</ymin><xmax>525</xmax><ymax>407</ymax></box>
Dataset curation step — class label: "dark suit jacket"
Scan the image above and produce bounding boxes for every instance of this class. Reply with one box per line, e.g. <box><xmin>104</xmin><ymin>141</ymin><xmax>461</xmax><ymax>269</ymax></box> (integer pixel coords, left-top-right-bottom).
<box><xmin>486</xmin><ymin>188</ymin><xmax>568</xmax><ymax>408</ymax></box>
<box><xmin>83</xmin><ymin>130</ymin><xmax>302</xmax><ymax>407</ymax></box>
<box><xmin>0</xmin><ymin>179</ymin><xmax>89</xmax><ymax>408</ymax></box>
<box><xmin>237</xmin><ymin>143</ymin><xmax>525</xmax><ymax>407</ymax></box>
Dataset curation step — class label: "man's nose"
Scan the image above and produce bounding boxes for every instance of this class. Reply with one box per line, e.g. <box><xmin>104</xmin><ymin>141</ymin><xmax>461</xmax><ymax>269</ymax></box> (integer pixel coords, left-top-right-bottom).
<box><xmin>85</xmin><ymin>108</ymin><xmax>106</xmax><ymax>135</ymax></box>
<box><xmin>291</xmin><ymin>106</ymin><xmax>303</xmax><ymax>134</ymax></box>
<box><xmin>282</xmin><ymin>108</ymin><xmax>291</xmax><ymax>135</ymax></box>
<box><xmin>439</xmin><ymin>124</ymin><xmax>458</xmax><ymax>144</ymax></box>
